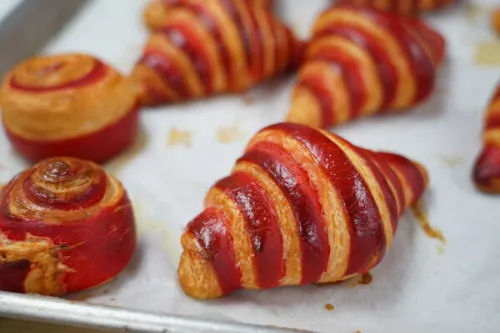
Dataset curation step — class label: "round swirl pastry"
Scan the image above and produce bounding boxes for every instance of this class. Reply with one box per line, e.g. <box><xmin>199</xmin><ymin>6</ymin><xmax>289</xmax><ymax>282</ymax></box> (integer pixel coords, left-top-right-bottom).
<box><xmin>287</xmin><ymin>4</ymin><xmax>445</xmax><ymax>128</ymax></box>
<box><xmin>336</xmin><ymin>0</ymin><xmax>456</xmax><ymax>15</ymax></box>
<box><xmin>144</xmin><ymin>0</ymin><xmax>274</xmax><ymax>31</ymax></box>
<box><xmin>133</xmin><ymin>0</ymin><xmax>301</xmax><ymax>105</ymax></box>
<box><xmin>0</xmin><ymin>157</ymin><xmax>136</xmax><ymax>296</ymax></box>
<box><xmin>0</xmin><ymin>54</ymin><xmax>140</xmax><ymax>163</ymax></box>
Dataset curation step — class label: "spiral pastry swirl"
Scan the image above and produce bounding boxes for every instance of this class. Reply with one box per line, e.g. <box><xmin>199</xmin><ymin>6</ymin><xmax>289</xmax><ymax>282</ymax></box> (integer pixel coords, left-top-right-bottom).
<box><xmin>0</xmin><ymin>158</ymin><xmax>136</xmax><ymax>296</ymax></box>
<box><xmin>144</xmin><ymin>0</ymin><xmax>275</xmax><ymax>31</ymax></box>
<box><xmin>336</xmin><ymin>0</ymin><xmax>456</xmax><ymax>15</ymax></box>
<box><xmin>0</xmin><ymin>53</ymin><xmax>140</xmax><ymax>163</ymax></box>
<box><xmin>287</xmin><ymin>4</ymin><xmax>445</xmax><ymax>129</ymax></box>
<box><xmin>178</xmin><ymin>122</ymin><xmax>428</xmax><ymax>299</ymax></box>
<box><xmin>132</xmin><ymin>0</ymin><xmax>302</xmax><ymax>105</ymax></box>
<box><xmin>473</xmin><ymin>83</ymin><xmax>500</xmax><ymax>193</ymax></box>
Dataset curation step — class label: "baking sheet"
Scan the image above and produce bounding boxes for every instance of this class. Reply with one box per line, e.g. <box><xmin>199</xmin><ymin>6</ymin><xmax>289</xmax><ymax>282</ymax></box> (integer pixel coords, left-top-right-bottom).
<box><xmin>1</xmin><ymin>0</ymin><xmax>500</xmax><ymax>332</ymax></box>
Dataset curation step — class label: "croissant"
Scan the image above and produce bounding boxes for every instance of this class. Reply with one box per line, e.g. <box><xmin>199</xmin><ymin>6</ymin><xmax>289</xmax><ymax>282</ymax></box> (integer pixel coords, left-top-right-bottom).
<box><xmin>0</xmin><ymin>158</ymin><xmax>136</xmax><ymax>296</ymax></box>
<box><xmin>143</xmin><ymin>0</ymin><xmax>274</xmax><ymax>31</ymax></box>
<box><xmin>133</xmin><ymin>0</ymin><xmax>301</xmax><ymax>106</ymax></box>
<box><xmin>178</xmin><ymin>122</ymin><xmax>428</xmax><ymax>299</ymax></box>
<box><xmin>336</xmin><ymin>0</ymin><xmax>456</xmax><ymax>15</ymax></box>
<box><xmin>287</xmin><ymin>4</ymin><xmax>445</xmax><ymax>129</ymax></box>
<box><xmin>473</xmin><ymin>83</ymin><xmax>500</xmax><ymax>193</ymax></box>
<box><xmin>0</xmin><ymin>54</ymin><xmax>139</xmax><ymax>163</ymax></box>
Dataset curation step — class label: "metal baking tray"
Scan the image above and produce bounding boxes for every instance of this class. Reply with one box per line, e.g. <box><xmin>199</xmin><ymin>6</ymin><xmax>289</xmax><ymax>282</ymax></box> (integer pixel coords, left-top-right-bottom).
<box><xmin>1</xmin><ymin>0</ymin><xmax>500</xmax><ymax>333</ymax></box>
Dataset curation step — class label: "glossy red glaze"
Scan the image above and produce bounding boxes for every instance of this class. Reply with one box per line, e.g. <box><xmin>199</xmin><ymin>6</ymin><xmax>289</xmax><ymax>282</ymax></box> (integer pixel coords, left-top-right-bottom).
<box><xmin>309</xmin><ymin>46</ymin><xmax>368</xmax><ymax>121</ymax></box>
<box><xmin>0</xmin><ymin>260</ymin><xmax>31</xmax><ymax>293</ymax></box>
<box><xmin>245</xmin><ymin>2</ymin><xmax>265</xmax><ymax>79</ymax></box>
<box><xmin>187</xmin><ymin>207</ymin><xmax>242</xmax><ymax>295</ymax></box>
<box><xmin>240</xmin><ymin>141</ymin><xmax>329</xmax><ymax>284</ymax></box>
<box><xmin>215</xmin><ymin>172</ymin><xmax>284</xmax><ymax>289</ymax></box>
<box><xmin>363</xmin><ymin>7</ymin><xmax>435</xmax><ymax>104</ymax></box>
<box><xmin>10</xmin><ymin>60</ymin><xmax>107</xmax><ymax>92</ymax></box>
<box><xmin>5</xmin><ymin>105</ymin><xmax>139</xmax><ymax>164</ymax></box>
<box><xmin>173</xmin><ymin>3</ymin><xmax>234</xmax><ymax>89</ymax></box>
<box><xmin>369</xmin><ymin>149</ymin><xmax>406</xmax><ymax>220</ymax></box>
<box><xmin>161</xmin><ymin>23</ymin><xmax>214</xmax><ymax>95</ymax></box>
<box><xmin>376</xmin><ymin>152</ymin><xmax>425</xmax><ymax>204</ymax></box>
<box><xmin>486</xmin><ymin>113</ymin><xmax>500</xmax><ymax>129</ymax></box>
<box><xmin>270</xmin><ymin>123</ymin><xmax>386</xmax><ymax>276</ymax></box>
<box><xmin>315</xmin><ymin>25</ymin><xmax>399</xmax><ymax>110</ymax></box>
<box><xmin>297</xmin><ymin>77</ymin><xmax>335</xmax><ymax>128</ymax></box>
<box><xmin>139</xmin><ymin>50</ymin><xmax>189</xmax><ymax>100</ymax></box>
<box><xmin>407</xmin><ymin>18</ymin><xmax>446</xmax><ymax>64</ymax></box>
<box><xmin>473</xmin><ymin>147</ymin><xmax>500</xmax><ymax>190</ymax></box>
<box><xmin>0</xmin><ymin>184</ymin><xmax>136</xmax><ymax>293</ymax></box>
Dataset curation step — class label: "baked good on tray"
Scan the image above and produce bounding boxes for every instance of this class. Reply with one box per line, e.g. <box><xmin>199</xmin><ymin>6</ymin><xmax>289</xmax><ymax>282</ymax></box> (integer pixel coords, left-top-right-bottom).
<box><xmin>287</xmin><ymin>4</ymin><xmax>445</xmax><ymax>129</ymax></box>
<box><xmin>493</xmin><ymin>9</ymin><xmax>500</xmax><ymax>35</ymax></box>
<box><xmin>178</xmin><ymin>122</ymin><xmax>428</xmax><ymax>299</ymax></box>
<box><xmin>336</xmin><ymin>0</ymin><xmax>456</xmax><ymax>15</ymax></box>
<box><xmin>144</xmin><ymin>0</ymin><xmax>274</xmax><ymax>31</ymax></box>
<box><xmin>133</xmin><ymin>0</ymin><xmax>302</xmax><ymax>106</ymax></box>
<box><xmin>473</xmin><ymin>83</ymin><xmax>500</xmax><ymax>193</ymax></box>
<box><xmin>0</xmin><ymin>157</ymin><xmax>136</xmax><ymax>296</ymax></box>
<box><xmin>0</xmin><ymin>54</ymin><xmax>140</xmax><ymax>163</ymax></box>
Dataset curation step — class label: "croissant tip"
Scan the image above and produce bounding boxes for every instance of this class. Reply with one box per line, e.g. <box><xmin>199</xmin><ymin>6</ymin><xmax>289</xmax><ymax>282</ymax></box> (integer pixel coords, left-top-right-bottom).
<box><xmin>473</xmin><ymin>147</ymin><xmax>500</xmax><ymax>193</ymax></box>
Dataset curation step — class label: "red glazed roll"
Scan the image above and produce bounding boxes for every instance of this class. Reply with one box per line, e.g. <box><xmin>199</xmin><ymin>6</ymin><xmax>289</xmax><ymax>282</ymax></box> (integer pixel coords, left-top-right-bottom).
<box><xmin>133</xmin><ymin>0</ymin><xmax>302</xmax><ymax>106</ymax></box>
<box><xmin>144</xmin><ymin>0</ymin><xmax>275</xmax><ymax>31</ymax></box>
<box><xmin>0</xmin><ymin>54</ymin><xmax>140</xmax><ymax>164</ymax></box>
<box><xmin>0</xmin><ymin>157</ymin><xmax>136</xmax><ymax>296</ymax></box>
<box><xmin>287</xmin><ymin>4</ymin><xmax>445</xmax><ymax>129</ymax></box>
<box><xmin>336</xmin><ymin>0</ymin><xmax>456</xmax><ymax>15</ymax></box>
<box><xmin>473</xmin><ymin>83</ymin><xmax>500</xmax><ymax>193</ymax></box>
<box><xmin>178</xmin><ymin>122</ymin><xmax>429</xmax><ymax>299</ymax></box>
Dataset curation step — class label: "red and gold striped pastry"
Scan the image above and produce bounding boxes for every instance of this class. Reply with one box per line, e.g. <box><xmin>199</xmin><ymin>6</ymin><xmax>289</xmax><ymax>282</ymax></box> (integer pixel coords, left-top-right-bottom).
<box><xmin>178</xmin><ymin>122</ymin><xmax>428</xmax><ymax>299</ymax></box>
<box><xmin>336</xmin><ymin>0</ymin><xmax>456</xmax><ymax>15</ymax></box>
<box><xmin>0</xmin><ymin>157</ymin><xmax>136</xmax><ymax>296</ymax></box>
<box><xmin>473</xmin><ymin>83</ymin><xmax>500</xmax><ymax>193</ymax></box>
<box><xmin>287</xmin><ymin>4</ymin><xmax>445</xmax><ymax>129</ymax></box>
<box><xmin>143</xmin><ymin>0</ymin><xmax>274</xmax><ymax>31</ymax></box>
<box><xmin>0</xmin><ymin>54</ymin><xmax>140</xmax><ymax>163</ymax></box>
<box><xmin>133</xmin><ymin>0</ymin><xmax>302</xmax><ymax>106</ymax></box>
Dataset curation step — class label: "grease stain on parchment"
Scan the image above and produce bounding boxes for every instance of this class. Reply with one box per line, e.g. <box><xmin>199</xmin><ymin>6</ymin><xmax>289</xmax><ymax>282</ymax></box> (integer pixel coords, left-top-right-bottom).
<box><xmin>411</xmin><ymin>201</ymin><xmax>446</xmax><ymax>246</ymax></box>
<box><xmin>132</xmin><ymin>201</ymin><xmax>181</xmax><ymax>265</ymax></box>
<box><xmin>465</xmin><ymin>4</ymin><xmax>484</xmax><ymax>23</ymax></box>
<box><xmin>216</xmin><ymin>124</ymin><xmax>245</xmax><ymax>144</ymax></box>
<box><xmin>437</xmin><ymin>155</ymin><xmax>463</xmax><ymax>167</ymax></box>
<box><xmin>324</xmin><ymin>303</ymin><xmax>334</xmax><ymax>311</ymax></box>
<box><xmin>167</xmin><ymin>127</ymin><xmax>192</xmax><ymax>148</ymax></box>
<box><xmin>345</xmin><ymin>272</ymin><xmax>373</xmax><ymax>287</ymax></box>
<box><xmin>474</xmin><ymin>42</ymin><xmax>500</xmax><ymax>66</ymax></box>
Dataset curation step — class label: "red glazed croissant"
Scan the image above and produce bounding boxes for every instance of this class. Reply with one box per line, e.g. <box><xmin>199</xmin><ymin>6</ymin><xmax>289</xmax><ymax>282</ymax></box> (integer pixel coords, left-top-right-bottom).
<box><xmin>336</xmin><ymin>0</ymin><xmax>456</xmax><ymax>15</ymax></box>
<box><xmin>144</xmin><ymin>0</ymin><xmax>275</xmax><ymax>31</ymax></box>
<box><xmin>178</xmin><ymin>122</ymin><xmax>428</xmax><ymax>299</ymax></box>
<box><xmin>473</xmin><ymin>83</ymin><xmax>500</xmax><ymax>193</ymax></box>
<box><xmin>287</xmin><ymin>4</ymin><xmax>445</xmax><ymax>129</ymax></box>
<box><xmin>0</xmin><ymin>54</ymin><xmax>140</xmax><ymax>163</ymax></box>
<box><xmin>132</xmin><ymin>0</ymin><xmax>302</xmax><ymax>106</ymax></box>
<box><xmin>0</xmin><ymin>158</ymin><xmax>136</xmax><ymax>296</ymax></box>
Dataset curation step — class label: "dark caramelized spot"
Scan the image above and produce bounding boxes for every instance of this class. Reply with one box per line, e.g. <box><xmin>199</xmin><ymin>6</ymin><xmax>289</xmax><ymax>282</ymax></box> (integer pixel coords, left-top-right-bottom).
<box><xmin>0</xmin><ymin>259</ymin><xmax>31</xmax><ymax>293</ymax></box>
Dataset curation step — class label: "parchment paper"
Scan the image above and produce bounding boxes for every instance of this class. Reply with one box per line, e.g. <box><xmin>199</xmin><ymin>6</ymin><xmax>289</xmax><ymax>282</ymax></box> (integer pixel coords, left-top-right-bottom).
<box><xmin>1</xmin><ymin>0</ymin><xmax>499</xmax><ymax>332</ymax></box>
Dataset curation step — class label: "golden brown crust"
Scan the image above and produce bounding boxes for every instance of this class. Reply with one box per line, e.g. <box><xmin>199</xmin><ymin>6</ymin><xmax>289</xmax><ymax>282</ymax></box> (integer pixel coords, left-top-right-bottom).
<box><xmin>1</xmin><ymin>54</ymin><xmax>137</xmax><ymax>141</ymax></box>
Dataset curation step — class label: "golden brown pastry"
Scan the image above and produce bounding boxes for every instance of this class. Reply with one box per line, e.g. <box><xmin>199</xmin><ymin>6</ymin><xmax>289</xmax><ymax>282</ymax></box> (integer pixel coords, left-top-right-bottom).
<box><xmin>133</xmin><ymin>0</ymin><xmax>302</xmax><ymax>106</ymax></box>
<box><xmin>287</xmin><ymin>4</ymin><xmax>445</xmax><ymax>129</ymax></box>
<box><xmin>493</xmin><ymin>9</ymin><xmax>500</xmax><ymax>35</ymax></box>
<box><xmin>143</xmin><ymin>0</ymin><xmax>275</xmax><ymax>31</ymax></box>
<box><xmin>178</xmin><ymin>122</ymin><xmax>429</xmax><ymax>299</ymax></box>
<box><xmin>473</xmin><ymin>82</ymin><xmax>500</xmax><ymax>193</ymax></box>
<box><xmin>336</xmin><ymin>0</ymin><xmax>456</xmax><ymax>15</ymax></box>
<box><xmin>0</xmin><ymin>54</ymin><xmax>140</xmax><ymax>163</ymax></box>
<box><xmin>0</xmin><ymin>157</ymin><xmax>136</xmax><ymax>296</ymax></box>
